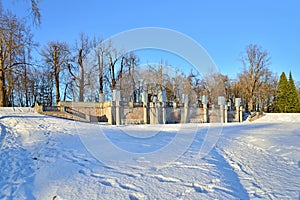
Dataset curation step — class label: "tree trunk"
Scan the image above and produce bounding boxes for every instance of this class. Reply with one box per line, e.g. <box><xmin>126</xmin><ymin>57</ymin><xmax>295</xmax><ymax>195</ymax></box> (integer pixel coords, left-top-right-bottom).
<box><xmin>131</xmin><ymin>58</ymin><xmax>136</xmax><ymax>102</ymax></box>
<box><xmin>79</xmin><ymin>69</ymin><xmax>84</xmax><ymax>102</ymax></box>
<box><xmin>0</xmin><ymin>65</ymin><xmax>5</xmax><ymax>107</ymax></box>
<box><xmin>97</xmin><ymin>54</ymin><xmax>104</xmax><ymax>94</ymax></box>
<box><xmin>249</xmin><ymin>97</ymin><xmax>253</xmax><ymax>111</ymax></box>
<box><xmin>78</xmin><ymin>49</ymin><xmax>84</xmax><ymax>102</ymax></box>
<box><xmin>54</xmin><ymin>63</ymin><xmax>60</xmax><ymax>105</ymax></box>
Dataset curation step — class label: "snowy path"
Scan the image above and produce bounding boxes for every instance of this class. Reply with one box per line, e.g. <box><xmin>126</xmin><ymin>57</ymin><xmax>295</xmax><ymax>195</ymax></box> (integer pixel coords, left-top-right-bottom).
<box><xmin>0</xmin><ymin>108</ymin><xmax>299</xmax><ymax>199</ymax></box>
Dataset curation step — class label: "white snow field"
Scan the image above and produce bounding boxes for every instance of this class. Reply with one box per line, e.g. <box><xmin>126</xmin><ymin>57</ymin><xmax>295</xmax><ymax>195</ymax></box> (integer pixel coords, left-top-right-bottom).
<box><xmin>0</xmin><ymin>108</ymin><xmax>299</xmax><ymax>200</ymax></box>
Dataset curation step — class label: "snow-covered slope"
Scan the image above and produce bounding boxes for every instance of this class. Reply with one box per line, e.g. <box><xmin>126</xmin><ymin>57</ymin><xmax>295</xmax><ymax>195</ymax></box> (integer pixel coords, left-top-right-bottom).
<box><xmin>0</xmin><ymin>108</ymin><xmax>299</xmax><ymax>199</ymax></box>
<box><xmin>254</xmin><ymin>113</ymin><xmax>300</xmax><ymax>123</ymax></box>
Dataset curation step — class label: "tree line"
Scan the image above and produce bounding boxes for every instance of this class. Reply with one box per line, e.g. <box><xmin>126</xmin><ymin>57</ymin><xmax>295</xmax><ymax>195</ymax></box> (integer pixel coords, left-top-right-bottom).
<box><xmin>1</xmin><ymin>3</ymin><xmax>300</xmax><ymax>112</ymax></box>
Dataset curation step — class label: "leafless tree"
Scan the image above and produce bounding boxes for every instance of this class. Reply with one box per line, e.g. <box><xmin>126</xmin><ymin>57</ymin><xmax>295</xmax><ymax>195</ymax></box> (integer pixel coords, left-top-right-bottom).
<box><xmin>41</xmin><ymin>41</ymin><xmax>70</xmax><ymax>105</ymax></box>
<box><xmin>92</xmin><ymin>37</ymin><xmax>108</xmax><ymax>97</ymax></box>
<box><xmin>67</xmin><ymin>33</ymin><xmax>92</xmax><ymax>102</ymax></box>
<box><xmin>258</xmin><ymin>69</ymin><xmax>278</xmax><ymax>112</ymax></box>
<box><xmin>238</xmin><ymin>44</ymin><xmax>270</xmax><ymax>111</ymax></box>
<box><xmin>0</xmin><ymin>11</ymin><xmax>34</xmax><ymax>106</ymax></box>
<box><xmin>1</xmin><ymin>0</ymin><xmax>41</xmax><ymax>25</ymax></box>
<box><xmin>122</xmin><ymin>52</ymin><xmax>139</xmax><ymax>102</ymax></box>
<box><xmin>203</xmin><ymin>72</ymin><xmax>230</xmax><ymax>105</ymax></box>
<box><xmin>106</xmin><ymin>42</ymin><xmax>123</xmax><ymax>90</ymax></box>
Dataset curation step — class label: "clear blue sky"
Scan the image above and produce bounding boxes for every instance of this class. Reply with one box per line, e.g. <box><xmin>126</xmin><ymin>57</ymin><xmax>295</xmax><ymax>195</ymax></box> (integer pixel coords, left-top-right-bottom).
<box><xmin>4</xmin><ymin>0</ymin><xmax>300</xmax><ymax>82</ymax></box>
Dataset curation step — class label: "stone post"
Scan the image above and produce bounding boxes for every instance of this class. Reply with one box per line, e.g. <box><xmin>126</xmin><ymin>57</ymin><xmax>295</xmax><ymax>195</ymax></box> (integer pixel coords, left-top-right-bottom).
<box><xmin>218</xmin><ymin>96</ymin><xmax>226</xmax><ymax>123</ymax></box>
<box><xmin>108</xmin><ymin>101</ymin><xmax>114</xmax><ymax>125</ymax></box>
<box><xmin>202</xmin><ymin>95</ymin><xmax>208</xmax><ymax>123</ymax></box>
<box><xmin>150</xmin><ymin>102</ymin><xmax>157</xmax><ymax>124</ymax></box>
<box><xmin>203</xmin><ymin>103</ymin><xmax>208</xmax><ymax>123</ymax></box>
<box><xmin>181</xmin><ymin>94</ymin><xmax>189</xmax><ymax>123</ymax></box>
<box><xmin>235</xmin><ymin>98</ymin><xmax>241</xmax><ymax>123</ymax></box>
<box><xmin>239</xmin><ymin>106</ymin><xmax>243</xmax><ymax>123</ymax></box>
<box><xmin>158</xmin><ymin>90</ymin><xmax>167</xmax><ymax>124</ymax></box>
<box><xmin>220</xmin><ymin>105</ymin><xmax>224</xmax><ymax>123</ymax></box>
<box><xmin>85</xmin><ymin>111</ymin><xmax>91</xmax><ymax>122</ymax></box>
<box><xmin>224</xmin><ymin>104</ymin><xmax>228</xmax><ymax>123</ymax></box>
<box><xmin>142</xmin><ymin>92</ymin><xmax>148</xmax><ymax>124</ymax></box>
<box><xmin>157</xmin><ymin>102</ymin><xmax>162</xmax><ymax>124</ymax></box>
<box><xmin>162</xmin><ymin>102</ymin><xmax>166</xmax><ymax>124</ymax></box>
<box><xmin>113</xmin><ymin>89</ymin><xmax>121</xmax><ymax>125</ymax></box>
<box><xmin>235</xmin><ymin>106</ymin><xmax>239</xmax><ymax>122</ymax></box>
<box><xmin>115</xmin><ymin>101</ymin><xmax>121</xmax><ymax>125</ymax></box>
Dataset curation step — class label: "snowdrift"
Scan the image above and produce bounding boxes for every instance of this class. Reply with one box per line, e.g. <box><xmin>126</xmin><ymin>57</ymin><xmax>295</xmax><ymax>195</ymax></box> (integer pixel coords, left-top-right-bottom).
<box><xmin>254</xmin><ymin>113</ymin><xmax>300</xmax><ymax>123</ymax></box>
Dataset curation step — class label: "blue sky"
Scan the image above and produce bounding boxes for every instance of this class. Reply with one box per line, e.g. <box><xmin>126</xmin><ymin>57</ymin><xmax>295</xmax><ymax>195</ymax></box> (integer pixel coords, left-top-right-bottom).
<box><xmin>3</xmin><ymin>0</ymin><xmax>300</xmax><ymax>81</ymax></box>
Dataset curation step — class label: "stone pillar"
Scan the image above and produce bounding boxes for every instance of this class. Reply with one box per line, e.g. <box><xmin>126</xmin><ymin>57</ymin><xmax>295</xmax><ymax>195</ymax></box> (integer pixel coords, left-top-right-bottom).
<box><xmin>158</xmin><ymin>90</ymin><xmax>167</xmax><ymax>124</ymax></box>
<box><xmin>235</xmin><ymin>106</ymin><xmax>240</xmax><ymax>122</ymax></box>
<box><xmin>202</xmin><ymin>95</ymin><xmax>208</xmax><ymax>123</ymax></box>
<box><xmin>86</xmin><ymin>112</ymin><xmax>91</xmax><ymax>122</ymax></box>
<box><xmin>115</xmin><ymin>101</ymin><xmax>121</xmax><ymax>125</ymax></box>
<box><xmin>112</xmin><ymin>89</ymin><xmax>121</xmax><ymax>125</ymax></box>
<box><xmin>218</xmin><ymin>96</ymin><xmax>226</xmax><ymax>123</ymax></box>
<box><xmin>162</xmin><ymin>102</ymin><xmax>166</xmax><ymax>124</ymax></box>
<box><xmin>143</xmin><ymin>104</ymin><xmax>148</xmax><ymax>124</ymax></box>
<box><xmin>112</xmin><ymin>89</ymin><xmax>121</xmax><ymax>102</ymax></box>
<box><xmin>181</xmin><ymin>94</ymin><xmax>189</xmax><ymax>123</ymax></box>
<box><xmin>235</xmin><ymin>98</ymin><xmax>241</xmax><ymax>123</ymax></box>
<box><xmin>107</xmin><ymin>101</ymin><xmax>114</xmax><ymax>125</ymax></box>
<box><xmin>224</xmin><ymin>104</ymin><xmax>228</xmax><ymax>123</ymax></box>
<box><xmin>220</xmin><ymin>105</ymin><xmax>224</xmax><ymax>123</ymax></box>
<box><xmin>142</xmin><ymin>92</ymin><xmax>148</xmax><ymax>124</ymax></box>
<box><xmin>156</xmin><ymin>102</ymin><xmax>161</xmax><ymax>124</ymax></box>
<box><xmin>203</xmin><ymin>103</ymin><xmax>208</xmax><ymax>123</ymax></box>
<box><xmin>239</xmin><ymin>106</ymin><xmax>243</xmax><ymax>123</ymax></box>
<box><xmin>150</xmin><ymin>102</ymin><xmax>157</xmax><ymax>124</ymax></box>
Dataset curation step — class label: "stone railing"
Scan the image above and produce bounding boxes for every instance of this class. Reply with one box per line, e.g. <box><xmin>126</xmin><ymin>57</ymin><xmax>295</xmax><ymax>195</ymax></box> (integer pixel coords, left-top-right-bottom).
<box><xmin>121</xmin><ymin>119</ymin><xmax>144</xmax><ymax>125</ymax></box>
<box><xmin>190</xmin><ymin>118</ymin><xmax>205</xmax><ymax>123</ymax></box>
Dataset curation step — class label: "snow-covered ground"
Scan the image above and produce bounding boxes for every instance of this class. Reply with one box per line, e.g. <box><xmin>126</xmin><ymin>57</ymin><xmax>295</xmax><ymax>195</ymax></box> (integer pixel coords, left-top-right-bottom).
<box><xmin>0</xmin><ymin>108</ymin><xmax>299</xmax><ymax>200</ymax></box>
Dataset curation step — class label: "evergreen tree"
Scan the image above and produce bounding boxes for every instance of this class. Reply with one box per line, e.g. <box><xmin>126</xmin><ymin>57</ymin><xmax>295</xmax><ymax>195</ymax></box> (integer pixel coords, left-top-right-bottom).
<box><xmin>275</xmin><ymin>72</ymin><xmax>289</xmax><ymax>112</ymax></box>
<box><xmin>287</xmin><ymin>72</ymin><xmax>300</xmax><ymax>112</ymax></box>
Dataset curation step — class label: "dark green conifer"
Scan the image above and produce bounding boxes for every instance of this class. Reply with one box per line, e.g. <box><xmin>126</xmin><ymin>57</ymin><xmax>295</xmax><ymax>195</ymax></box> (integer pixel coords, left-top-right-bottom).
<box><xmin>275</xmin><ymin>72</ymin><xmax>289</xmax><ymax>112</ymax></box>
<box><xmin>287</xmin><ymin>72</ymin><xmax>300</xmax><ymax>112</ymax></box>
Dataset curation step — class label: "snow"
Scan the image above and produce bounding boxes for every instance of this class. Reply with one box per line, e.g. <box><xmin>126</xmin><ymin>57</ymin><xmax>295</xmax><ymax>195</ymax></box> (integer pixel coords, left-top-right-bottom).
<box><xmin>0</xmin><ymin>108</ymin><xmax>299</xmax><ymax>199</ymax></box>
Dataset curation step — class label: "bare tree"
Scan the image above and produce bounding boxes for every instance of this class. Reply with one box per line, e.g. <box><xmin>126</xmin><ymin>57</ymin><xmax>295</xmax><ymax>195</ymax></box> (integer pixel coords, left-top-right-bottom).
<box><xmin>32</xmin><ymin>66</ymin><xmax>53</xmax><ymax>106</ymax></box>
<box><xmin>203</xmin><ymin>72</ymin><xmax>230</xmax><ymax>105</ymax></box>
<box><xmin>106</xmin><ymin>42</ymin><xmax>122</xmax><ymax>90</ymax></box>
<box><xmin>238</xmin><ymin>44</ymin><xmax>270</xmax><ymax>111</ymax></box>
<box><xmin>92</xmin><ymin>37</ymin><xmax>108</xmax><ymax>97</ymax></box>
<box><xmin>68</xmin><ymin>33</ymin><xmax>91</xmax><ymax>102</ymax></box>
<box><xmin>258</xmin><ymin>69</ymin><xmax>278</xmax><ymax>112</ymax></box>
<box><xmin>28</xmin><ymin>0</ymin><xmax>41</xmax><ymax>25</ymax></box>
<box><xmin>41</xmin><ymin>41</ymin><xmax>70</xmax><ymax>105</ymax></box>
<box><xmin>122</xmin><ymin>52</ymin><xmax>139</xmax><ymax>102</ymax></box>
<box><xmin>0</xmin><ymin>11</ymin><xmax>34</xmax><ymax>106</ymax></box>
<box><xmin>1</xmin><ymin>0</ymin><xmax>41</xmax><ymax>25</ymax></box>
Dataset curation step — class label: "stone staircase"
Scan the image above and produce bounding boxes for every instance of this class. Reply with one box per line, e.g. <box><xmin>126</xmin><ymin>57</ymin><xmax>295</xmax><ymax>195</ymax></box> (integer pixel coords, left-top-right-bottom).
<box><xmin>40</xmin><ymin>111</ymin><xmax>90</xmax><ymax>122</ymax></box>
<box><xmin>34</xmin><ymin>104</ymin><xmax>90</xmax><ymax>122</ymax></box>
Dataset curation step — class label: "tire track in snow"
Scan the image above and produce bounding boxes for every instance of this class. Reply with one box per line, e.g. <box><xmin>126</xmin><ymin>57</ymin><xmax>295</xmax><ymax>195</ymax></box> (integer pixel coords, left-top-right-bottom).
<box><xmin>204</xmin><ymin>147</ymin><xmax>250</xmax><ymax>199</ymax></box>
<box><xmin>219</xmin><ymin>136</ymin><xmax>300</xmax><ymax>199</ymax></box>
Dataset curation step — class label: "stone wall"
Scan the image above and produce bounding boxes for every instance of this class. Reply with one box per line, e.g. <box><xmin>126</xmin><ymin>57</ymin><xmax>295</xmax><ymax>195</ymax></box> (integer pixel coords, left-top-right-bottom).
<box><xmin>55</xmin><ymin>101</ymin><xmax>238</xmax><ymax>125</ymax></box>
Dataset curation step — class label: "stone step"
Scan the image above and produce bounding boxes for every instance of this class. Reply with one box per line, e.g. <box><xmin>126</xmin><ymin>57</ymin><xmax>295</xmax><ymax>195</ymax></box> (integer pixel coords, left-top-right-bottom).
<box><xmin>41</xmin><ymin>111</ymin><xmax>89</xmax><ymax>122</ymax></box>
